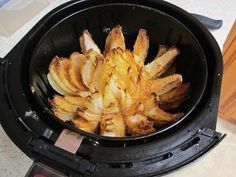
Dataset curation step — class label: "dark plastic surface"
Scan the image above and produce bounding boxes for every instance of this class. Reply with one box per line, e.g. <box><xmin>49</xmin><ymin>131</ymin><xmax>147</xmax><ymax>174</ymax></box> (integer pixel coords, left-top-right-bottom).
<box><xmin>191</xmin><ymin>13</ymin><xmax>223</xmax><ymax>30</ymax></box>
<box><xmin>30</xmin><ymin>139</ymin><xmax>96</xmax><ymax>174</ymax></box>
<box><xmin>0</xmin><ymin>0</ymin><xmax>223</xmax><ymax>176</ymax></box>
<box><xmin>28</xmin><ymin>128</ymin><xmax>224</xmax><ymax>177</ymax></box>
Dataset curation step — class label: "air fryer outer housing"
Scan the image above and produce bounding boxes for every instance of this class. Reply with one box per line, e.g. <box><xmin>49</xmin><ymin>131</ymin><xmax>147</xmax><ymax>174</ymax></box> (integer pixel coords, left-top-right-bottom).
<box><xmin>0</xmin><ymin>0</ymin><xmax>224</xmax><ymax>176</ymax></box>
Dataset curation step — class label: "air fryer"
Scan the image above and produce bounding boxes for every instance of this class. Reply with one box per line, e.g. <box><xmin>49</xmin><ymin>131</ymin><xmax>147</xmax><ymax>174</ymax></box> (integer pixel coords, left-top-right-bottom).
<box><xmin>0</xmin><ymin>0</ymin><xmax>224</xmax><ymax>176</ymax></box>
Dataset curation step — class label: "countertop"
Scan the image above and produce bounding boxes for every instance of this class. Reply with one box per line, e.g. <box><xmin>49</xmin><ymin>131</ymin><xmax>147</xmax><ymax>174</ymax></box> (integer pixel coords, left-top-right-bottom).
<box><xmin>0</xmin><ymin>0</ymin><xmax>236</xmax><ymax>177</ymax></box>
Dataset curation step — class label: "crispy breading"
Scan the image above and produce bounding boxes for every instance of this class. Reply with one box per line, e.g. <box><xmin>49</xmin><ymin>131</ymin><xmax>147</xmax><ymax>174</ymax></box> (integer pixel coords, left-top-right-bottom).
<box><xmin>156</xmin><ymin>45</ymin><xmax>168</xmax><ymax>57</ymax></box>
<box><xmin>100</xmin><ymin>112</ymin><xmax>125</xmax><ymax>137</ymax></box>
<box><xmin>48</xmin><ymin>57</ymin><xmax>76</xmax><ymax>95</ymax></box>
<box><xmin>159</xmin><ymin>83</ymin><xmax>190</xmax><ymax>104</ymax></box>
<box><xmin>72</xmin><ymin>118</ymin><xmax>99</xmax><ymax>133</ymax></box>
<box><xmin>79</xmin><ymin>30</ymin><xmax>101</xmax><ymax>54</ymax></box>
<box><xmin>47</xmin><ymin>72</ymin><xmax>67</xmax><ymax>95</ymax></box>
<box><xmin>48</xmin><ymin>26</ymin><xmax>190</xmax><ymax>137</ymax></box>
<box><xmin>105</xmin><ymin>25</ymin><xmax>126</xmax><ymax>53</ymax></box>
<box><xmin>125</xmin><ymin>114</ymin><xmax>155</xmax><ymax>136</ymax></box>
<box><xmin>150</xmin><ymin>74</ymin><xmax>183</xmax><ymax>95</ymax></box>
<box><xmin>51</xmin><ymin>95</ymin><xmax>79</xmax><ymax>113</ymax></box>
<box><xmin>52</xmin><ymin>105</ymin><xmax>77</xmax><ymax>121</ymax></box>
<box><xmin>144</xmin><ymin>105</ymin><xmax>183</xmax><ymax>122</ymax></box>
<box><xmin>133</xmin><ymin>29</ymin><xmax>149</xmax><ymax>62</ymax></box>
<box><xmin>77</xmin><ymin>109</ymin><xmax>101</xmax><ymax>122</ymax></box>
<box><xmin>145</xmin><ymin>47</ymin><xmax>179</xmax><ymax>78</ymax></box>
<box><xmin>57</xmin><ymin>58</ymin><xmax>79</xmax><ymax>93</ymax></box>
<box><xmin>68</xmin><ymin>52</ymin><xmax>87</xmax><ymax>91</ymax></box>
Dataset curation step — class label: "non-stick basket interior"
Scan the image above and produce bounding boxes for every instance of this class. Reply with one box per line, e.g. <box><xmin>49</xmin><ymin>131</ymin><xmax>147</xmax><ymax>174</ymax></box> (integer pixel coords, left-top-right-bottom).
<box><xmin>29</xmin><ymin>4</ymin><xmax>207</xmax><ymax>140</ymax></box>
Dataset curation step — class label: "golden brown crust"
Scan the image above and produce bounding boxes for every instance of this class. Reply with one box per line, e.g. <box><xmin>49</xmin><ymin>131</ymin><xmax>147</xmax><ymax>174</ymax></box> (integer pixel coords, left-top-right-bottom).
<box><xmin>105</xmin><ymin>25</ymin><xmax>126</xmax><ymax>53</ymax></box>
<box><xmin>150</xmin><ymin>74</ymin><xmax>183</xmax><ymax>95</ymax></box>
<box><xmin>156</xmin><ymin>45</ymin><xmax>168</xmax><ymax>57</ymax></box>
<box><xmin>48</xmin><ymin>57</ymin><xmax>75</xmax><ymax>95</ymax></box>
<box><xmin>79</xmin><ymin>30</ymin><xmax>101</xmax><ymax>54</ymax></box>
<box><xmin>133</xmin><ymin>29</ymin><xmax>149</xmax><ymax>62</ymax></box>
<box><xmin>69</xmin><ymin>52</ymin><xmax>88</xmax><ymax>91</ymax></box>
<box><xmin>125</xmin><ymin>114</ymin><xmax>155</xmax><ymax>136</ymax></box>
<box><xmin>145</xmin><ymin>47</ymin><xmax>180</xmax><ymax>79</ymax></box>
<box><xmin>100</xmin><ymin>112</ymin><xmax>125</xmax><ymax>137</ymax></box>
<box><xmin>159</xmin><ymin>83</ymin><xmax>190</xmax><ymax>104</ymax></box>
<box><xmin>72</xmin><ymin>118</ymin><xmax>99</xmax><ymax>133</ymax></box>
<box><xmin>144</xmin><ymin>105</ymin><xmax>183</xmax><ymax>122</ymax></box>
<box><xmin>47</xmin><ymin>26</ymin><xmax>190</xmax><ymax>137</ymax></box>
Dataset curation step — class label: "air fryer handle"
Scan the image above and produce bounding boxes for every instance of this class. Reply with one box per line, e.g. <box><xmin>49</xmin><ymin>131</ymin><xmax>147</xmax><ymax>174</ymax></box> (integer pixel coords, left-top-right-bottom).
<box><xmin>191</xmin><ymin>13</ymin><xmax>223</xmax><ymax>30</ymax></box>
<box><xmin>30</xmin><ymin>139</ymin><xmax>96</xmax><ymax>175</ymax></box>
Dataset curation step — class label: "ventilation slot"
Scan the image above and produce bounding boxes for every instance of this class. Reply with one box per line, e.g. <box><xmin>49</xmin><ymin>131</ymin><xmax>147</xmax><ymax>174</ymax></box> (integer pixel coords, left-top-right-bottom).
<box><xmin>36</xmin><ymin>83</ymin><xmax>47</xmax><ymax>99</ymax></box>
<box><xmin>35</xmin><ymin>71</ymin><xmax>51</xmax><ymax>104</ymax></box>
<box><xmin>144</xmin><ymin>152</ymin><xmax>172</xmax><ymax>165</ymax></box>
<box><xmin>37</xmin><ymin>71</ymin><xmax>50</xmax><ymax>88</ymax></box>
<box><xmin>180</xmin><ymin>137</ymin><xmax>200</xmax><ymax>151</ymax></box>
<box><xmin>36</xmin><ymin>82</ymin><xmax>48</xmax><ymax>105</ymax></box>
<box><xmin>108</xmin><ymin>162</ymin><xmax>133</xmax><ymax>169</ymax></box>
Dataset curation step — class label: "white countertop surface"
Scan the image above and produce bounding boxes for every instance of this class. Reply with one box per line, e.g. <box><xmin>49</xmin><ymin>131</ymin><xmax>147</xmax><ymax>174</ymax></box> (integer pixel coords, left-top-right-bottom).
<box><xmin>0</xmin><ymin>0</ymin><xmax>236</xmax><ymax>177</ymax></box>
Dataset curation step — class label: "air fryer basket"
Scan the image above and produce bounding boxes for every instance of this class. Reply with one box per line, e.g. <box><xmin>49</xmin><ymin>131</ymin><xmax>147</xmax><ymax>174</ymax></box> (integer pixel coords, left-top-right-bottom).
<box><xmin>28</xmin><ymin>3</ymin><xmax>207</xmax><ymax>141</ymax></box>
